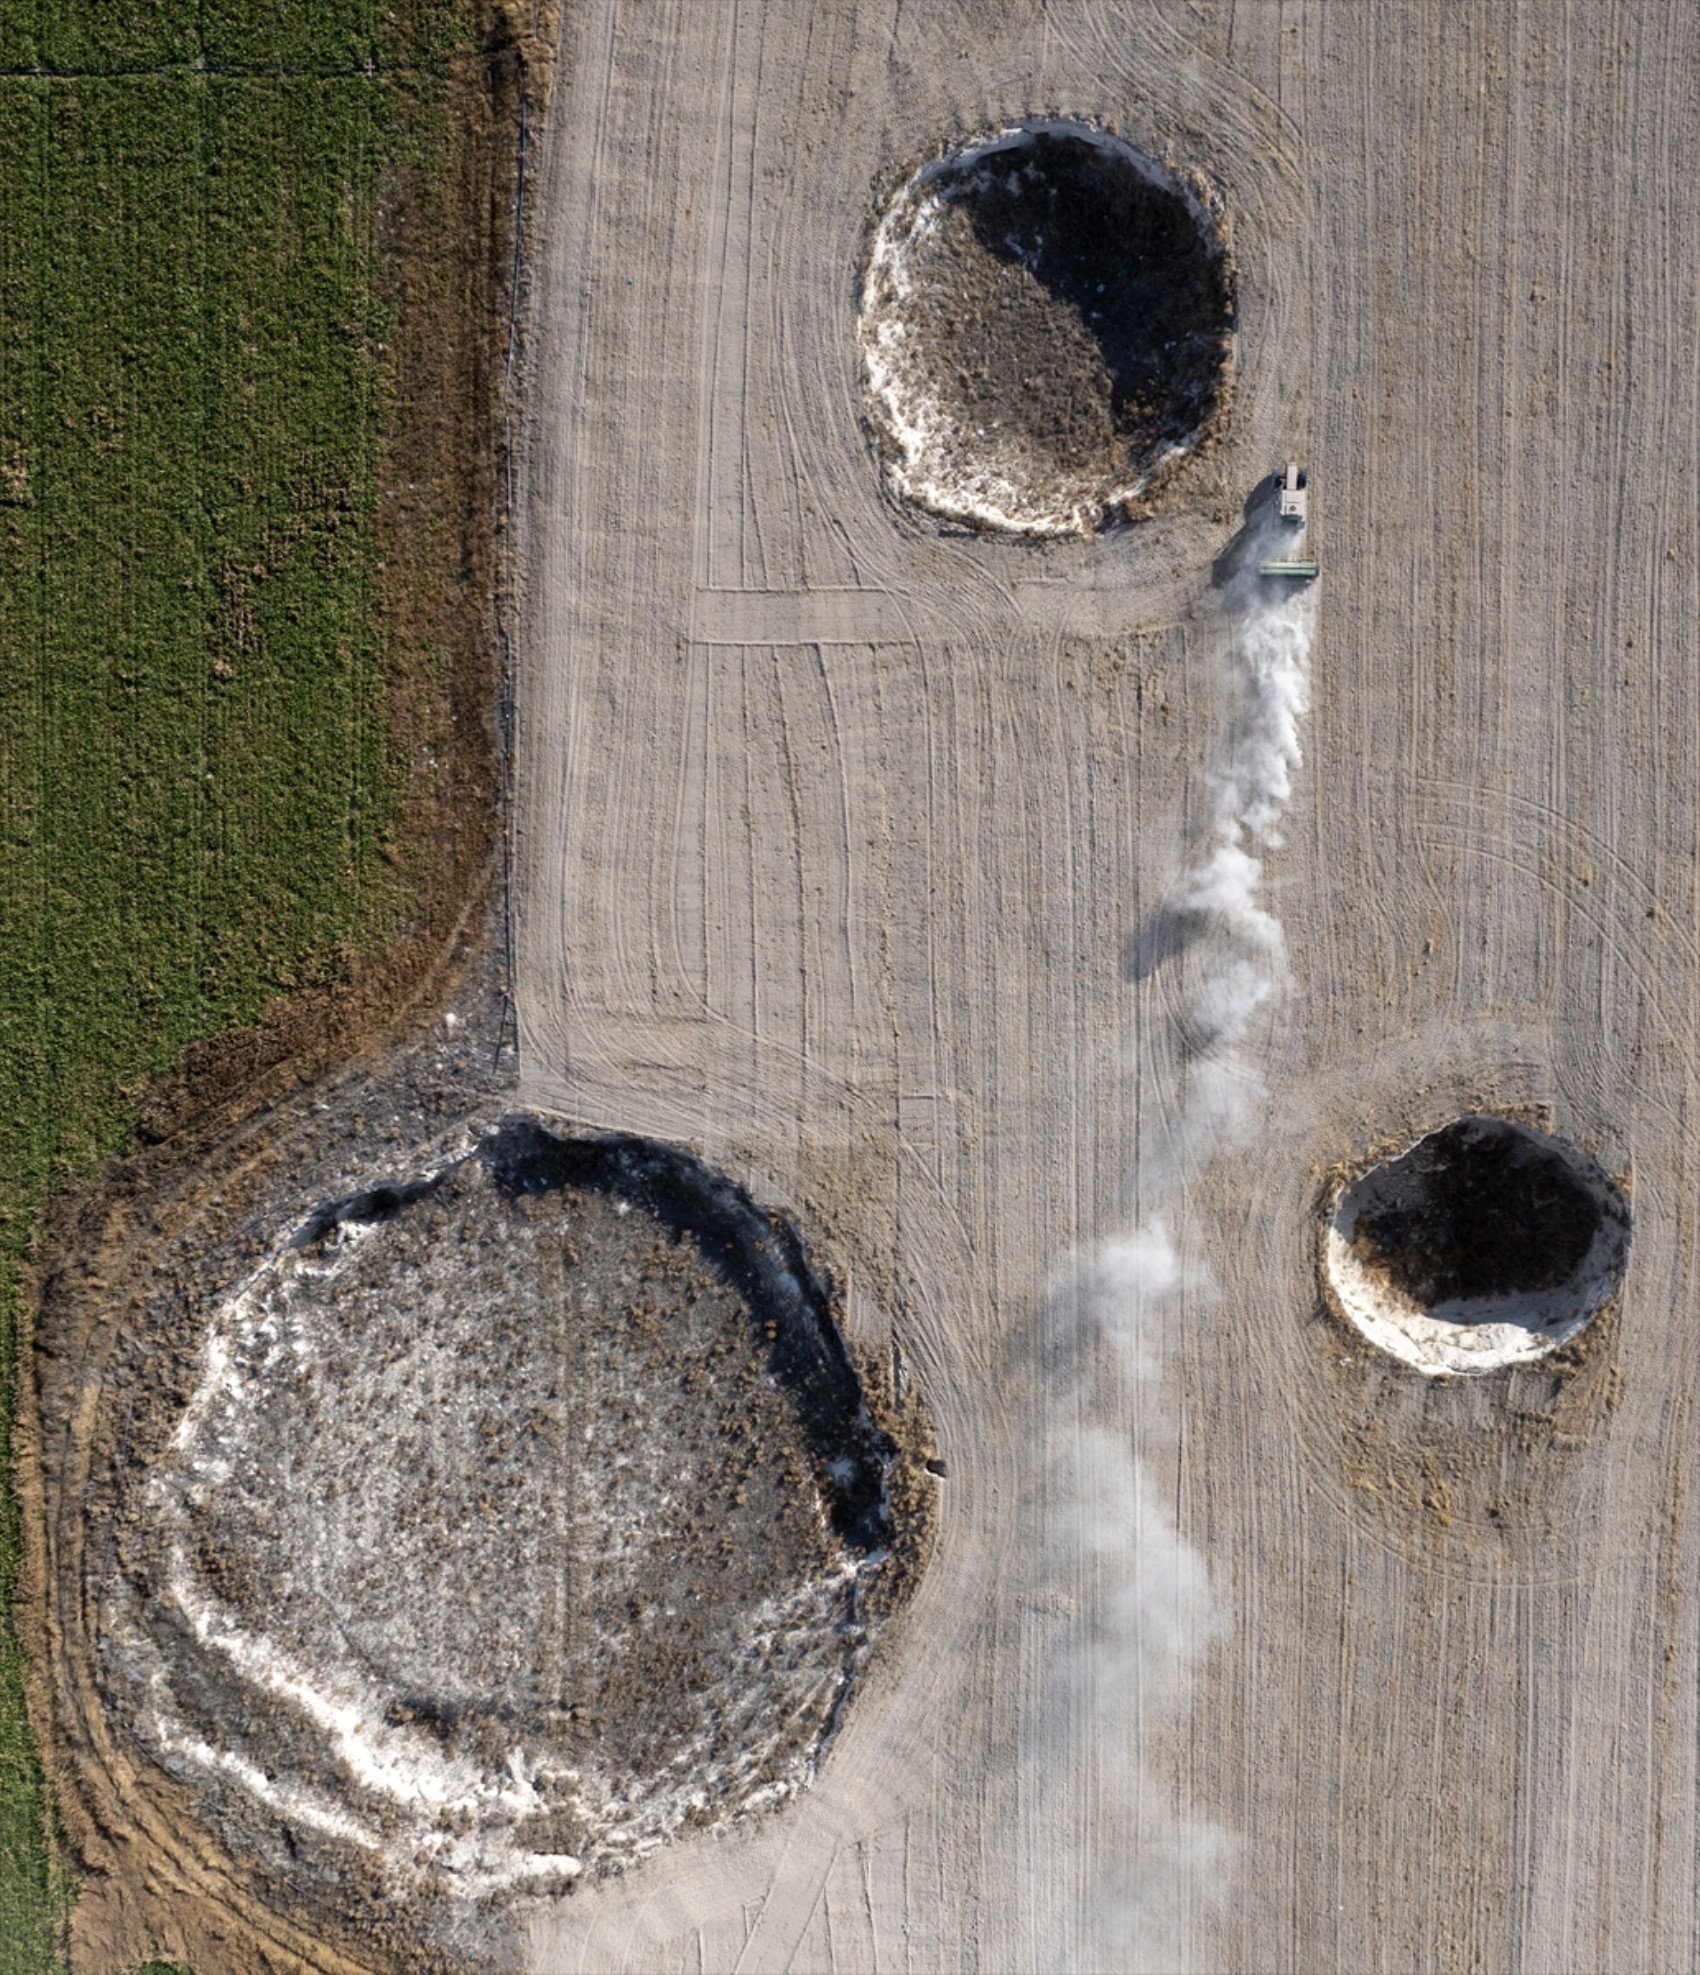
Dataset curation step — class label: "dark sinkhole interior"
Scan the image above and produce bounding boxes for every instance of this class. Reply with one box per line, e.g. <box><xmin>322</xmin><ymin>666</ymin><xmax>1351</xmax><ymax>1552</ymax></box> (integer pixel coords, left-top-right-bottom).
<box><xmin>1333</xmin><ymin>1114</ymin><xmax>1629</xmax><ymax>1324</ymax></box>
<box><xmin>942</xmin><ymin>128</ymin><xmax>1231</xmax><ymax>444</ymax></box>
<box><xmin>901</xmin><ymin>126</ymin><xmax>1231</xmax><ymax>487</ymax></box>
<box><xmin>481</xmin><ymin>1118</ymin><xmax>895</xmax><ymax>1549</ymax></box>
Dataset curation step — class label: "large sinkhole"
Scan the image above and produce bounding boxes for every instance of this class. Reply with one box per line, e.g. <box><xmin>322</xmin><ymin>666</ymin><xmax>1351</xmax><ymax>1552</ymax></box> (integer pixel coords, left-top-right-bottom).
<box><xmin>96</xmin><ymin>1117</ymin><xmax>910</xmax><ymax>1908</ymax></box>
<box><xmin>860</xmin><ymin>119</ymin><xmax>1234</xmax><ymax>534</ymax></box>
<box><xmin>1323</xmin><ymin>1115</ymin><xmax>1630</xmax><ymax>1375</ymax></box>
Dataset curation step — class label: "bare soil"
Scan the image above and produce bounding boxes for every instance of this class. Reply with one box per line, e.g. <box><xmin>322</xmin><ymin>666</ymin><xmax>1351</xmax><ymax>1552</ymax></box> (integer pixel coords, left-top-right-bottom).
<box><xmin>516</xmin><ymin>2</ymin><xmax>1700</xmax><ymax>1969</ymax></box>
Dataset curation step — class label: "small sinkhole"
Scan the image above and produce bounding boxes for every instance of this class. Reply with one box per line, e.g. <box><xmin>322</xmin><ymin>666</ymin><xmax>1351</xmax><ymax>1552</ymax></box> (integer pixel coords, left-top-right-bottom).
<box><xmin>1323</xmin><ymin>1115</ymin><xmax>1630</xmax><ymax>1375</ymax></box>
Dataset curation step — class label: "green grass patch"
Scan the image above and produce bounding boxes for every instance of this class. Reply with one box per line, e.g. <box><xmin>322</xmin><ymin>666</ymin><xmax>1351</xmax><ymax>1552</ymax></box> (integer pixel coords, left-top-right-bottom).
<box><xmin>0</xmin><ymin>1</ymin><xmax>467</xmax><ymax>76</ymax></box>
<box><xmin>0</xmin><ymin>6</ymin><xmax>478</xmax><ymax>1965</ymax></box>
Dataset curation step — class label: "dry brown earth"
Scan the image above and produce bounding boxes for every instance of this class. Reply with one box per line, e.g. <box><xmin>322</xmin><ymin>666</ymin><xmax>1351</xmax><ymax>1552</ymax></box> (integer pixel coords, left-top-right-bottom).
<box><xmin>515</xmin><ymin>1</ymin><xmax>1700</xmax><ymax>1970</ymax></box>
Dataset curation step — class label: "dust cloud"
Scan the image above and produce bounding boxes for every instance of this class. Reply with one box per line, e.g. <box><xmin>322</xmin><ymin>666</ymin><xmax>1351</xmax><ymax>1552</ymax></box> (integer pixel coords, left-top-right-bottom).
<box><xmin>1028</xmin><ymin>513</ymin><xmax>1314</xmax><ymax>1972</ymax></box>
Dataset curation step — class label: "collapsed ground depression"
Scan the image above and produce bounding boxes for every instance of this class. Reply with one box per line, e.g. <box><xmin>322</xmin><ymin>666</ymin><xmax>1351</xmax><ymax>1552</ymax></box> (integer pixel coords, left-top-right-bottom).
<box><xmin>39</xmin><ymin>973</ymin><xmax>931</xmax><ymax>1970</ymax></box>
<box><xmin>860</xmin><ymin>119</ymin><xmax>1234</xmax><ymax>533</ymax></box>
<box><xmin>1323</xmin><ymin>1115</ymin><xmax>1631</xmax><ymax>1375</ymax></box>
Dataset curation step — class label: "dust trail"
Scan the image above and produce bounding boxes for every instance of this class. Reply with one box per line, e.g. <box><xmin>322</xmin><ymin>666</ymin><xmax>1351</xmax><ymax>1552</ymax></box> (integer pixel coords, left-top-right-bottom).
<box><xmin>1028</xmin><ymin>514</ymin><xmax>1314</xmax><ymax>1973</ymax></box>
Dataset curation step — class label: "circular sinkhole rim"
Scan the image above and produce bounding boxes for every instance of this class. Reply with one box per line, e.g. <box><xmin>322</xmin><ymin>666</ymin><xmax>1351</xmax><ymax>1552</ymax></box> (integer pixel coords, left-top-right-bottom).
<box><xmin>100</xmin><ymin>1113</ymin><xmax>908</xmax><ymax>1906</ymax></box>
<box><xmin>858</xmin><ymin>115</ymin><xmax>1234</xmax><ymax>536</ymax></box>
<box><xmin>1320</xmin><ymin>1112</ymin><xmax>1631</xmax><ymax>1377</ymax></box>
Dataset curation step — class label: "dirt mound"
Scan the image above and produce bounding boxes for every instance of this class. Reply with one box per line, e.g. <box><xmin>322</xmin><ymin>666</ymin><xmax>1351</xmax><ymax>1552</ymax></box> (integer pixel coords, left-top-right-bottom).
<box><xmin>85</xmin><ymin>1115</ymin><xmax>905</xmax><ymax>1951</ymax></box>
<box><xmin>1323</xmin><ymin>1115</ymin><xmax>1630</xmax><ymax>1375</ymax></box>
<box><xmin>860</xmin><ymin>120</ymin><xmax>1233</xmax><ymax>534</ymax></box>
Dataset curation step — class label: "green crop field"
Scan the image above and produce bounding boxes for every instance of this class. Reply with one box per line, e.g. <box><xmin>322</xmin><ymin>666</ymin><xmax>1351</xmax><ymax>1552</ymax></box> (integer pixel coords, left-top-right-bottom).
<box><xmin>0</xmin><ymin>6</ymin><xmax>481</xmax><ymax>1966</ymax></box>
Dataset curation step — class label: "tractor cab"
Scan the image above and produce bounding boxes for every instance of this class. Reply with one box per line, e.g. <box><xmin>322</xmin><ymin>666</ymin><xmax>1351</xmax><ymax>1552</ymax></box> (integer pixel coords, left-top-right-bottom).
<box><xmin>1260</xmin><ymin>461</ymin><xmax>1317</xmax><ymax>580</ymax></box>
<box><xmin>1274</xmin><ymin>459</ymin><xmax>1308</xmax><ymax>523</ymax></box>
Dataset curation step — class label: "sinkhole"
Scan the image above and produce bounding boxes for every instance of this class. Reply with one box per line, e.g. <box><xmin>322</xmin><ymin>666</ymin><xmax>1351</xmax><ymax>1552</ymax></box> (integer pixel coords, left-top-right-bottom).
<box><xmin>1322</xmin><ymin>1114</ymin><xmax>1630</xmax><ymax>1375</ymax></box>
<box><xmin>860</xmin><ymin>119</ymin><xmax>1234</xmax><ymax>534</ymax></box>
<box><xmin>96</xmin><ymin>1117</ymin><xmax>911</xmax><ymax>1911</ymax></box>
